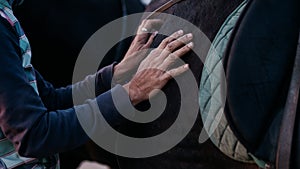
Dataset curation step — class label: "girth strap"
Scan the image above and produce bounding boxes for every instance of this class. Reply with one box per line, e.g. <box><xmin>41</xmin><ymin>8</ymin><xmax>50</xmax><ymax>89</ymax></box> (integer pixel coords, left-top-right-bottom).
<box><xmin>276</xmin><ymin>31</ymin><xmax>300</xmax><ymax>169</ymax></box>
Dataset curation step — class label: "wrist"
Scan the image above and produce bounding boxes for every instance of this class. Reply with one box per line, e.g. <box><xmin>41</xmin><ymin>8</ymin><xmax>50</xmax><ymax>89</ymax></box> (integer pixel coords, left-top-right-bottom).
<box><xmin>123</xmin><ymin>83</ymin><xmax>140</xmax><ymax>106</ymax></box>
<box><xmin>113</xmin><ymin>63</ymin><xmax>133</xmax><ymax>85</ymax></box>
<box><xmin>113</xmin><ymin>64</ymin><xmax>124</xmax><ymax>84</ymax></box>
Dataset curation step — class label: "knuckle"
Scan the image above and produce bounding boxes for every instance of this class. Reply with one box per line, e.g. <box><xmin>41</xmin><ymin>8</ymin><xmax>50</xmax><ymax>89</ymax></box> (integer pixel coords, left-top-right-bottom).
<box><xmin>150</xmin><ymin>49</ymin><xmax>160</xmax><ymax>56</ymax></box>
<box><xmin>167</xmin><ymin>71</ymin><xmax>175</xmax><ymax>78</ymax></box>
<box><xmin>174</xmin><ymin>32</ymin><xmax>181</xmax><ymax>38</ymax></box>
<box><xmin>158</xmin><ymin>76</ymin><xmax>166</xmax><ymax>82</ymax></box>
<box><xmin>163</xmin><ymin>59</ymin><xmax>172</xmax><ymax>67</ymax></box>
<box><xmin>167</xmin><ymin>37</ymin><xmax>175</xmax><ymax>43</ymax></box>
<box><xmin>167</xmin><ymin>43</ymin><xmax>174</xmax><ymax>51</ymax></box>
<box><xmin>162</xmin><ymin>38</ymin><xmax>169</xmax><ymax>44</ymax></box>
<box><xmin>183</xmin><ymin>45</ymin><xmax>191</xmax><ymax>51</ymax></box>
<box><xmin>182</xmin><ymin>34</ymin><xmax>192</xmax><ymax>41</ymax></box>
<box><xmin>169</xmin><ymin>53</ymin><xmax>177</xmax><ymax>60</ymax></box>
<box><xmin>180</xmin><ymin>36</ymin><xmax>189</xmax><ymax>42</ymax></box>
<box><xmin>178</xmin><ymin>46</ymin><xmax>190</xmax><ymax>54</ymax></box>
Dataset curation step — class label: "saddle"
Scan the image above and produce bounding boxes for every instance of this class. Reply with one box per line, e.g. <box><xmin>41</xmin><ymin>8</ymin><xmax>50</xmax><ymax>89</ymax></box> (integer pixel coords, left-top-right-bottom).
<box><xmin>223</xmin><ymin>0</ymin><xmax>300</xmax><ymax>168</ymax></box>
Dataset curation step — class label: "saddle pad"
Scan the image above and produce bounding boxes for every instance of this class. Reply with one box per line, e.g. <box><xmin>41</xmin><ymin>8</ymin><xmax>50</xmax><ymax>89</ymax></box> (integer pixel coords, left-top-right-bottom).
<box><xmin>199</xmin><ymin>0</ymin><xmax>254</xmax><ymax>163</ymax></box>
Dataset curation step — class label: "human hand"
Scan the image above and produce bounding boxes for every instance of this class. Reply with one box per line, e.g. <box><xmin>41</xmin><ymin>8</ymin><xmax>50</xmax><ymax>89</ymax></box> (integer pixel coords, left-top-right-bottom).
<box><xmin>113</xmin><ymin>19</ymin><xmax>163</xmax><ymax>84</ymax></box>
<box><xmin>123</xmin><ymin>30</ymin><xmax>194</xmax><ymax>105</ymax></box>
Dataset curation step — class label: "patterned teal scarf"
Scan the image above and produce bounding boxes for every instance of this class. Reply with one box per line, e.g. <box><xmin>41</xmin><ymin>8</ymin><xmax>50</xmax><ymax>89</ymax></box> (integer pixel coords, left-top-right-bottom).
<box><xmin>4</xmin><ymin>0</ymin><xmax>25</xmax><ymax>7</ymax></box>
<box><xmin>0</xmin><ymin>0</ymin><xmax>39</xmax><ymax>94</ymax></box>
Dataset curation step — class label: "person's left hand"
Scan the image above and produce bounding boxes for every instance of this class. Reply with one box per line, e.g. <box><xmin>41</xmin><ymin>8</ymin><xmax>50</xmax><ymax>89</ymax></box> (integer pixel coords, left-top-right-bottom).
<box><xmin>113</xmin><ymin>19</ymin><xmax>163</xmax><ymax>84</ymax></box>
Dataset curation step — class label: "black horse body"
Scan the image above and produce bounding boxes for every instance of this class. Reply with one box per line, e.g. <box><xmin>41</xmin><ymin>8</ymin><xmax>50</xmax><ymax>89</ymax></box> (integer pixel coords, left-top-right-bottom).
<box><xmin>95</xmin><ymin>0</ymin><xmax>300</xmax><ymax>168</ymax></box>
<box><xmin>82</xmin><ymin>0</ymin><xmax>259</xmax><ymax>168</ymax></box>
<box><xmin>14</xmin><ymin>0</ymin><xmax>300</xmax><ymax>168</ymax></box>
<box><xmin>115</xmin><ymin>0</ymin><xmax>257</xmax><ymax>169</ymax></box>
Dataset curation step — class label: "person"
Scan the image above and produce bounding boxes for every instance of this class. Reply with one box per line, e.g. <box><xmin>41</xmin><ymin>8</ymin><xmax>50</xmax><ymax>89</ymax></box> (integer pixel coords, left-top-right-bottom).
<box><xmin>0</xmin><ymin>0</ymin><xmax>194</xmax><ymax>168</ymax></box>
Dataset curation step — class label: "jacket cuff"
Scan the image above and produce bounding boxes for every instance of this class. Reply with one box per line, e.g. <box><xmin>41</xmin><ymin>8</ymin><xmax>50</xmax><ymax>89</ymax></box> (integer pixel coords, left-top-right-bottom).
<box><xmin>96</xmin><ymin>84</ymin><xmax>134</xmax><ymax>128</ymax></box>
<box><xmin>95</xmin><ymin>62</ymin><xmax>118</xmax><ymax>95</ymax></box>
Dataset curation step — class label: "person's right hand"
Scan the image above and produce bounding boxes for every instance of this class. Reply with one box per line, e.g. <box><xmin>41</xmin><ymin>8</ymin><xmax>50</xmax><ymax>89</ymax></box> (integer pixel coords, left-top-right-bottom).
<box><xmin>123</xmin><ymin>30</ymin><xmax>194</xmax><ymax>105</ymax></box>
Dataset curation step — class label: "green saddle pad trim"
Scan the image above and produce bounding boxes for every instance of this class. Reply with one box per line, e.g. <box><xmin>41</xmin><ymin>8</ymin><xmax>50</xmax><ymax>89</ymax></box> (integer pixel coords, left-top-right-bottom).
<box><xmin>199</xmin><ymin>0</ymin><xmax>268</xmax><ymax>167</ymax></box>
<box><xmin>199</xmin><ymin>0</ymin><xmax>263</xmax><ymax>164</ymax></box>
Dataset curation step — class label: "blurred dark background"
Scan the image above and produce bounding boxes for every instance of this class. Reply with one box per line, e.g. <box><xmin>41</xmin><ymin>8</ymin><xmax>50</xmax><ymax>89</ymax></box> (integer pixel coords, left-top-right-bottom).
<box><xmin>14</xmin><ymin>0</ymin><xmax>146</xmax><ymax>87</ymax></box>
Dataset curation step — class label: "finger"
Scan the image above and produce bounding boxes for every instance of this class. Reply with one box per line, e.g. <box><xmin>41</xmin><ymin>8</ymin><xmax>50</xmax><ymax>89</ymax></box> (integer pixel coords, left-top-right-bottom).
<box><xmin>135</xmin><ymin>30</ymin><xmax>152</xmax><ymax>45</ymax></box>
<box><xmin>161</xmin><ymin>64</ymin><xmax>189</xmax><ymax>81</ymax></box>
<box><xmin>158</xmin><ymin>30</ymin><xmax>184</xmax><ymax>49</ymax></box>
<box><xmin>139</xmin><ymin>19</ymin><xmax>163</xmax><ymax>33</ymax></box>
<box><xmin>144</xmin><ymin>19</ymin><xmax>163</xmax><ymax>30</ymax></box>
<box><xmin>172</xmin><ymin>41</ymin><xmax>194</xmax><ymax>58</ymax></box>
<box><xmin>142</xmin><ymin>31</ymin><xmax>159</xmax><ymax>49</ymax></box>
<box><xmin>165</xmin><ymin>33</ymin><xmax>193</xmax><ymax>52</ymax></box>
<box><xmin>136</xmin><ymin>19</ymin><xmax>162</xmax><ymax>44</ymax></box>
<box><xmin>159</xmin><ymin>33</ymin><xmax>193</xmax><ymax>58</ymax></box>
<box><xmin>159</xmin><ymin>42</ymin><xmax>194</xmax><ymax>70</ymax></box>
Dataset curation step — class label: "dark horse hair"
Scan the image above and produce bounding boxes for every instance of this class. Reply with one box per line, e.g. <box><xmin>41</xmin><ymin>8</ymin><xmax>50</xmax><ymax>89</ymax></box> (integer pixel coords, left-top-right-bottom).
<box><xmin>115</xmin><ymin>0</ymin><xmax>258</xmax><ymax>169</ymax></box>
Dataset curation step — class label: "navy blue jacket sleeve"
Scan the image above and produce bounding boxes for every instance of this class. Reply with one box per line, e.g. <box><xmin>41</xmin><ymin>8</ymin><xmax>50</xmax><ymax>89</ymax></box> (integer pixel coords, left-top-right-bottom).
<box><xmin>0</xmin><ymin>17</ymin><xmax>132</xmax><ymax>157</ymax></box>
<box><xmin>35</xmin><ymin>62</ymin><xmax>116</xmax><ymax>111</ymax></box>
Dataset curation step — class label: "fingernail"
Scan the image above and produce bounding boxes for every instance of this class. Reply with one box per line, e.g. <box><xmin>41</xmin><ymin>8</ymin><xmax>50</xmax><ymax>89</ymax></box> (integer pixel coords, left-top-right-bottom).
<box><xmin>184</xmin><ymin>64</ymin><xmax>189</xmax><ymax>68</ymax></box>
<box><xmin>187</xmin><ymin>33</ymin><xmax>193</xmax><ymax>38</ymax></box>
<box><xmin>178</xmin><ymin>30</ymin><xmax>184</xmax><ymax>35</ymax></box>
<box><xmin>153</xmin><ymin>31</ymin><xmax>159</xmax><ymax>37</ymax></box>
<box><xmin>187</xmin><ymin>42</ymin><xmax>194</xmax><ymax>48</ymax></box>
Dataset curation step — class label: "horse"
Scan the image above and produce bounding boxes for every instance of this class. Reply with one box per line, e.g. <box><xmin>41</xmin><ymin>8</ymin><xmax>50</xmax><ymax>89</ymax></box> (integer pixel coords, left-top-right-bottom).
<box><xmin>85</xmin><ymin>0</ymin><xmax>299</xmax><ymax>168</ymax></box>
<box><xmin>110</xmin><ymin>0</ymin><xmax>260</xmax><ymax>168</ymax></box>
<box><xmin>14</xmin><ymin>0</ymin><xmax>300</xmax><ymax>168</ymax></box>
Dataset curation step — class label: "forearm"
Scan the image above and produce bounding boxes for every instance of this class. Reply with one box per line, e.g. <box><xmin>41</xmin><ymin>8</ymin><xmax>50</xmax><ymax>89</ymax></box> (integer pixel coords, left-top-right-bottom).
<box><xmin>15</xmin><ymin>85</ymin><xmax>132</xmax><ymax>157</ymax></box>
<box><xmin>37</xmin><ymin>63</ymin><xmax>117</xmax><ymax>110</ymax></box>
